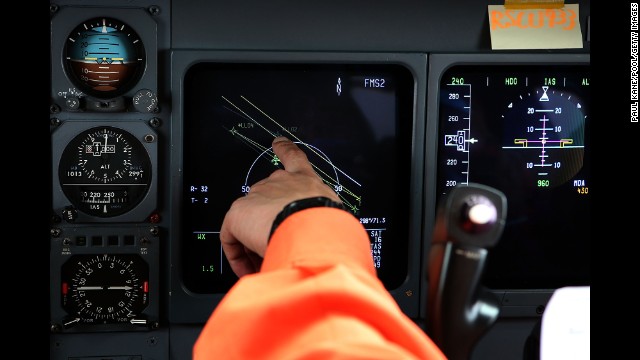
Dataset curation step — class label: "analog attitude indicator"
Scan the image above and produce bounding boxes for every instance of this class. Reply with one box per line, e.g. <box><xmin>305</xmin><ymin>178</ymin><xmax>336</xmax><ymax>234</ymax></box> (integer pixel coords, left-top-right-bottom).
<box><xmin>64</xmin><ymin>17</ymin><xmax>145</xmax><ymax>98</ymax></box>
<box><xmin>58</xmin><ymin>126</ymin><xmax>152</xmax><ymax>218</ymax></box>
<box><xmin>61</xmin><ymin>254</ymin><xmax>149</xmax><ymax>324</ymax></box>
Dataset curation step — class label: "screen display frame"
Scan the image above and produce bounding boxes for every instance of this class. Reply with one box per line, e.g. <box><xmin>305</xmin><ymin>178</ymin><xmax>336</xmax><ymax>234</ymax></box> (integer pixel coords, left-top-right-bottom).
<box><xmin>424</xmin><ymin>53</ymin><xmax>590</xmax><ymax>318</ymax></box>
<box><xmin>169</xmin><ymin>51</ymin><xmax>428</xmax><ymax>322</ymax></box>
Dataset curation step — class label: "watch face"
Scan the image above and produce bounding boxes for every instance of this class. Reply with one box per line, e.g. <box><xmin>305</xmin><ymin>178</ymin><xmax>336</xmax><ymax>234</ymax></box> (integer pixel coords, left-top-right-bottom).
<box><xmin>61</xmin><ymin>254</ymin><xmax>149</xmax><ymax>324</ymax></box>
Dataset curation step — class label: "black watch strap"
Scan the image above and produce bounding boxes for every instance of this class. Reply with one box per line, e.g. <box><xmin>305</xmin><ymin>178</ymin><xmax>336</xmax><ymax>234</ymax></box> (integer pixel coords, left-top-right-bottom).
<box><xmin>268</xmin><ymin>196</ymin><xmax>348</xmax><ymax>240</ymax></box>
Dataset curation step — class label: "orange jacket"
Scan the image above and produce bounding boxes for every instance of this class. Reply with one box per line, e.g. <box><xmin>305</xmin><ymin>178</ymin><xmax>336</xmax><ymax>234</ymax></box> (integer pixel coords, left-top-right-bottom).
<box><xmin>193</xmin><ymin>207</ymin><xmax>446</xmax><ymax>359</ymax></box>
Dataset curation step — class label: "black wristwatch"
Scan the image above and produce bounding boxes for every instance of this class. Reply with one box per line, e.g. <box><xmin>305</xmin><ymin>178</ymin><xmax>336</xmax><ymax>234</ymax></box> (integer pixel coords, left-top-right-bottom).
<box><xmin>268</xmin><ymin>196</ymin><xmax>349</xmax><ymax>240</ymax></box>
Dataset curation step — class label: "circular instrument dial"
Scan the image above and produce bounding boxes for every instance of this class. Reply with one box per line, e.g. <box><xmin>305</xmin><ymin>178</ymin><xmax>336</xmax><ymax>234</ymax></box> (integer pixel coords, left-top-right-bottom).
<box><xmin>61</xmin><ymin>254</ymin><xmax>149</xmax><ymax>324</ymax></box>
<box><xmin>501</xmin><ymin>85</ymin><xmax>586</xmax><ymax>188</ymax></box>
<box><xmin>58</xmin><ymin>126</ymin><xmax>152</xmax><ymax>218</ymax></box>
<box><xmin>64</xmin><ymin>17</ymin><xmax>145</xmax><ymax>98</ymax></box>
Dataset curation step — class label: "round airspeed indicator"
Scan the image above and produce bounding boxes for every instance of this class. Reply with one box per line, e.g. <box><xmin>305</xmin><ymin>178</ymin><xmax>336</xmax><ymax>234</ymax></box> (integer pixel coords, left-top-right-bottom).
<box><xmin>58</xmin><ymin>126</ymin><xmax>152</xmax><ymax>217</ymax></box>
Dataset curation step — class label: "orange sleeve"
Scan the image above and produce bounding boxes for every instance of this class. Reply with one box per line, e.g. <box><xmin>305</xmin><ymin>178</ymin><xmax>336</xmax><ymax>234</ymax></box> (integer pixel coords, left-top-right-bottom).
<box><xmin>193</xmin><ymin>207</ymin><xmax>446</xmax><ymax>360</ymax></box>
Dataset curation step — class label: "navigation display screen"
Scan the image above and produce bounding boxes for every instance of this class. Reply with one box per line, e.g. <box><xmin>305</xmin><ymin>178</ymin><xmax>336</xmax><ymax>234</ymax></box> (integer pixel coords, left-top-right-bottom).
<box><xmin>182</xmin><ymin>63</ymin><xmax>414</xmax><ymax>293</ymax></box>
<box><xmin>437</xmin><ymin>64</ymin><xmax>591</xmax><ymax>289</ymax></box>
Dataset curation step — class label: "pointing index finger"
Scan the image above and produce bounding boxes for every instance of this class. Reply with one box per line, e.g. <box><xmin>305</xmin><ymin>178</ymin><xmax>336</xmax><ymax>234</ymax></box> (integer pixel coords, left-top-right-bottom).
<box><xmin>272</xmin><ymin>136</ymin><xmax>314</xmax><ymax>174</ymax></box>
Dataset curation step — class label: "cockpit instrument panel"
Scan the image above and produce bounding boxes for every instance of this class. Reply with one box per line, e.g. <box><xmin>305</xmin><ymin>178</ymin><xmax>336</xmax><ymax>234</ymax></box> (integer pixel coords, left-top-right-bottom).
<box><xmin>429</xmin><ymin>54</ymin><xmax>590</xmax><ymax>292</ymax></box>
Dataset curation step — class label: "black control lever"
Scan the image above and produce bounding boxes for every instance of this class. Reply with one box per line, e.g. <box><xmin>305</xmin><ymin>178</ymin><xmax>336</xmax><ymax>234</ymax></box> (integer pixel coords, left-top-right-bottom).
<box><xmin>426</xmin><ymin>183</ymin><xmax>507</xmax><ymax>360</ymax></box>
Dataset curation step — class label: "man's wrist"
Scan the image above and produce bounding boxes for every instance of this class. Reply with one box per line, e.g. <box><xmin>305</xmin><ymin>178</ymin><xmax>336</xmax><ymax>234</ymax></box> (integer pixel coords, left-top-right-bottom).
<box><xmin>269</xmin><ymin>196</ymin><xmax>348</xmax><ymax>240</ymax></box>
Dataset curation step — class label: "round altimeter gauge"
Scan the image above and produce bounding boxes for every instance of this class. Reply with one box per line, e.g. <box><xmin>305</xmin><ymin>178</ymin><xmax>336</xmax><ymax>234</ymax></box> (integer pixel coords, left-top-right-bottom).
<box><xmin>64</xmin><ymin>17</ymin><xmax>146</xmax><ymax>98</ymax></box>
<box><xmin>61</xmin><ymin>254</ymin><xmax>149</xmax><ymax>324</ymax></box>
<box><xmin>58</xmin><ymin>126</ymin><xmax>152</xmax><ymax>218</ymax></box>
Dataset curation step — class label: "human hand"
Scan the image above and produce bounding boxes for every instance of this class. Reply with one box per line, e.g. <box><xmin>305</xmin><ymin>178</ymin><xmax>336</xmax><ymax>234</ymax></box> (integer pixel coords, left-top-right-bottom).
<box><xmin>219</xmin><ymin>136</ymin><xmax>342</xmax><ymax>277</ymax></box>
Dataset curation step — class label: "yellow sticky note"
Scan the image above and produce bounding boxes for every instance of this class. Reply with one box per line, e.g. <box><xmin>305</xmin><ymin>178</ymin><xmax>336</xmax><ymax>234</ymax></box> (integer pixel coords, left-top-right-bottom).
<box><xmin>488</xmin><ymin>4</ymin><xmax>583</xmax><ymax>49</ymax></box>
<box><xmin>504</xmin><ymin>0</ymin><xmax>564</xmax><ymax>9</ymax></box>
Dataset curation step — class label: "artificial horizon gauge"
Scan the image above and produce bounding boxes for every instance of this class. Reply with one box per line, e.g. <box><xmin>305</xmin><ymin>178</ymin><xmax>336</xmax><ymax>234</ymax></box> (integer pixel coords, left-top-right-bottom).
<box><xmin>58</xmin><ymin>126</ymin><xmax>152</xmax><ymax>218</ymax></box>
<box><xmin>501</xmin><ymin>85</ymin><xmax>586</xmax><ymax>188</ymax></box>
<box><xmin>64</xmin><ymin>17</ymin><xmax>146</xmax><ymax>99</ymax></box>
<box><xmin>61</xmin><ymin>254</ymin><xmax>149</xmax><ymax>325</ymax></box>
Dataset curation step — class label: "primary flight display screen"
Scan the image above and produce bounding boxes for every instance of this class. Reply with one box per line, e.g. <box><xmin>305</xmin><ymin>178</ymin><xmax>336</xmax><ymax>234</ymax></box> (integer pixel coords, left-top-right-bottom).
<box><xmin>181</xmin><ymin>63</ymin><xmax>414</xmax><ymax>294</ymax></box>
<box><xmin>437</xmin><ymin>64</ymin><xmax>591</xmax><ymax>289</ymax></box>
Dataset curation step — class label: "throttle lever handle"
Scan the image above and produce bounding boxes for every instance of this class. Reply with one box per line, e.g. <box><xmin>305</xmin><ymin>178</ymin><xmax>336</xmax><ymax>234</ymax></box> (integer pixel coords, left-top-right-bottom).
<box><xmin>426</xmin><ymin>183</ymin><xmax>507</xmax><ymax>360</ymax></box>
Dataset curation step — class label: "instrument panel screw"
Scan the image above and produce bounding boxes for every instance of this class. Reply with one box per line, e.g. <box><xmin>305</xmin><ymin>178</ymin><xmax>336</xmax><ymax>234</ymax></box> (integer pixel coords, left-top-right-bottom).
<box><xmin>50</xmin><ymin>4</ymin><xmax>59</xmax><ymax>14</ymax></box>
<box><xmin>148</xmin><ymin>5</ymin><xmax>161</xmax><ymax>16</ymax></box>
<box><xmin>50</xmin><ymin>104</ymin><xmax>61</xmax><ymax>114</ymax></box>
<box><xmin>149</xmin><ymin>213</ymin><xmax>161</xmax><ymax>223</ymax></box>
<box><xmin>50</xmin><ymin>323</ymin><xmax>61</xmax><ymax>332</ymax></box>
<box><xmin>147</xmin><ymin>336</ymin><xmax>158</xmax><ymax>346</ymax></box>
<box><xmin>50</xmin><ymin>228</ymin><xmax>61</xmax><ymax>238</ymax></box>
<box><xmin>149</xmin><ymin>117</ymin><xmax>162</xmax><ymax>128</ymax></box>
